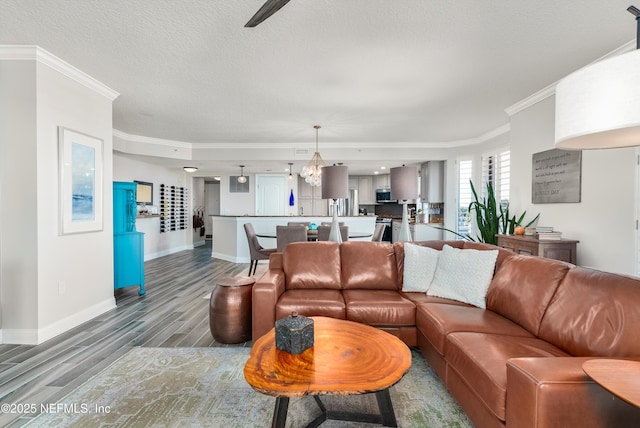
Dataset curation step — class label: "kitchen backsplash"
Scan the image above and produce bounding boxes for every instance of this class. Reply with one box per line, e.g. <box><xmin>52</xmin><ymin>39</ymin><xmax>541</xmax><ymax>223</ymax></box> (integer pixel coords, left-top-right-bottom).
<box><xmin>374</xmin><ymin>203</ymin><xmax>416</xmax><ymax>218</ymax></box>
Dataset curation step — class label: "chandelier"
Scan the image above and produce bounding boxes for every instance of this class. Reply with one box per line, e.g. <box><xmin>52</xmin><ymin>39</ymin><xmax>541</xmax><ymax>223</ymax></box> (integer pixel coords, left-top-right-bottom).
<box><xmin>301</xmin><ymin>125</ymin><xmax>326</xmax><ymax>186</ymax></box>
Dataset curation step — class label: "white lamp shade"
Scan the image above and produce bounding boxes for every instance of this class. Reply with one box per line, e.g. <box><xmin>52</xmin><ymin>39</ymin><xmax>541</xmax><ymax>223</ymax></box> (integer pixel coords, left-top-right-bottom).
<box><xmin>555</xmin><ymin>49</ymin><xmax>640</xmax><ymax>150</ymax></box>
<box><xmin>321</xmin><ymin>165</ymin><xmax>349</xmax><ymax>199</ymax></box>
<box><xmin>390</xmin><ymin>166</ymin><xmax>418</xmax><ymax>201</ymax></box>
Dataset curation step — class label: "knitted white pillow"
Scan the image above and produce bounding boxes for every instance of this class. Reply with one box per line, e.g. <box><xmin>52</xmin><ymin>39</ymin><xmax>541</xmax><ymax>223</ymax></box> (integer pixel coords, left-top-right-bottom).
<box><xmin>402</xmin><ymin>244</ymin><xmax>440</xmax><ymax>292</ymax></box>
<box><xmin>427</xmin><ymin>244</ymin><xmax>498</xmax><ymax>308</ymax></box>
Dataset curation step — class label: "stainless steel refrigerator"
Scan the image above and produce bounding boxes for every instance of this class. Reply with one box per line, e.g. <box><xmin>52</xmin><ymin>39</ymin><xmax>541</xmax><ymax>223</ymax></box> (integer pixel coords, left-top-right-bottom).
<box><xmin>328</xmin><ymin>189</ymin><xmax>359</xmax><ymax>216</ymax></box>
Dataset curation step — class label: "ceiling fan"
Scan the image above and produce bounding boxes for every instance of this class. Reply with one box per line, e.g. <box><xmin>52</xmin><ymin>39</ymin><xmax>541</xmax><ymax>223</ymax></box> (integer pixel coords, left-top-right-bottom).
<box><xmin>245</xmin><ymin>0</ymin><xmax>291</xmax><ymax>27</ymax></box>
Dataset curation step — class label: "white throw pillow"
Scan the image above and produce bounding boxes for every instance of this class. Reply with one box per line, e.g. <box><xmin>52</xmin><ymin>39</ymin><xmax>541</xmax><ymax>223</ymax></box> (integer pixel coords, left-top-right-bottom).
<box><xmin>427</xmin><ymin>244</ymin><xmax>498</xmax><ymax>308</ymax></box>
<box><xmin>402</xmin><ymin>244</ymin><xmax>440</xmax><ymax>292</ymax></box>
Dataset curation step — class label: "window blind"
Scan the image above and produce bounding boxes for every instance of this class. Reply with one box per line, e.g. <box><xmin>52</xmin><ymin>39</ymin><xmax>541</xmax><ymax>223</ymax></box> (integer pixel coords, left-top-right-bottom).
<box><xmin>457</xmin><ymin>159</ymin><xmax>473</xmax><ymax>237</ymax></box>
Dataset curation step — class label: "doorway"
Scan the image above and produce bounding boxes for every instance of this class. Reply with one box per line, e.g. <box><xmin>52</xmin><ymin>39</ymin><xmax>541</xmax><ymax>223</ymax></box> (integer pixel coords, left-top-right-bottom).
<box><xmin>256</xmin><ymin>175</ymin><xmax>288</xmax><ymax>216</ymax></box>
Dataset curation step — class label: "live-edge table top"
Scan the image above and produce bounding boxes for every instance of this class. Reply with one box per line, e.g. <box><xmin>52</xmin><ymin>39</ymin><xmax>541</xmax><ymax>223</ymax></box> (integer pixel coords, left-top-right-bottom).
<box><xmin>243</xmin><ymin>317</ymin><xmax>411</xmax><ymax>397</ymax></box>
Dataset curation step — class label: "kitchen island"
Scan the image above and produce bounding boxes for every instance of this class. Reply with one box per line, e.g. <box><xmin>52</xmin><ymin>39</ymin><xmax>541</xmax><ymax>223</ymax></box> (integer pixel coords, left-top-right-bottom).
<box><xmin>391</xmin><ymin>221</ymin><xmax>444</xmax><ymax>243</ymax></box>
<box><xmin>210</xmin><ymin>215</ymin><xmax>376</xmax><ymax>263</ymax></box>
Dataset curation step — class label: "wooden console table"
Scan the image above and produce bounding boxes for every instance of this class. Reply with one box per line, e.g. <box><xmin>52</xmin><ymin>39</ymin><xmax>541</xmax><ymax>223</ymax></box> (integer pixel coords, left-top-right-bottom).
<box><xmin>496</xmin><ymin>234</ymin><xmax>578</xmax><ymax>264</ymax></box>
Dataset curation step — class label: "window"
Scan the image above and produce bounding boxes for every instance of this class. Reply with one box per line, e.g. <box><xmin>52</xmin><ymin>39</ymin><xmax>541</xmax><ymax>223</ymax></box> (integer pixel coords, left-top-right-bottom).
<box><xmin>481</xmin><ymin>149</ymin><xmax>510</xmax><ymax>209</ymax></box>
<box><xmin>457</xmin><ymin>159</ymin><xmax>473</xmax><ymax>237</ymax></box>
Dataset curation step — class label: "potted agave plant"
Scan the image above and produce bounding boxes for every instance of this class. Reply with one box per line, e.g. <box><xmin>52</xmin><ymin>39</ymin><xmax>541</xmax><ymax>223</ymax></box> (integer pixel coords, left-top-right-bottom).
<box><xmin>441</xmin><ymin>181</ymin><xmax>539</xmax><ymax>245</ymax></box>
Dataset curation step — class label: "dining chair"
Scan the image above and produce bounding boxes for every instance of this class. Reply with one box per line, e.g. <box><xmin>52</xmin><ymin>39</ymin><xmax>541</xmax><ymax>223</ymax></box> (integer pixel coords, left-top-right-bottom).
<box><xmin>287</xmin><ymin>221</ymin><xmax>310</xmax><ymax>227</ymax></box>
<box><xmin>317</xmin><ymin>225</ymin><xmax>348</xmax><ymax>242</ymax></box>
<box><xmin>372</xmin><ymin>223</ymin><xmax>386</xmax><ymax>242</ymax></box>
<box><xmin>276</xmin><ymin>225</ymin><xmax>308</xmax><ymax>252</ymax></box>
<box><xmin>320</xmin><ymin>222</ymin><xmax>345</xmax><ymax>227</ymax></box>
<box><xmin>244</xmin><ymin>223</ymin><xmax>277</xmax><ymax>276</ymax></box>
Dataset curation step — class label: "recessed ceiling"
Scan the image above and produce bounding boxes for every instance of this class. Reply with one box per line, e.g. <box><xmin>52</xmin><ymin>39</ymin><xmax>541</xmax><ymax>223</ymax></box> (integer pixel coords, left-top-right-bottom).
<box><xmin>0</xmin><ymin>0</ymin><xmax>635</xmax><ymax>175</ymax></box>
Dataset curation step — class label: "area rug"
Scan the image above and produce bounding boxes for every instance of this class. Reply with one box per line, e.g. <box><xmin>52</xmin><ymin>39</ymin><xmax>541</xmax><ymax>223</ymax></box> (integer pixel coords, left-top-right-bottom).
<box><xmin>26</xmin><ymin>347</ymin><xmax>473</xmax><ymax>428</ymax></box>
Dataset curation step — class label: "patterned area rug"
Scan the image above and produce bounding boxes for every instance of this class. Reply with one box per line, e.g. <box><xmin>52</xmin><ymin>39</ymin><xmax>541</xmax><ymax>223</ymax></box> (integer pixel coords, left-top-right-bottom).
<box><xmin>26</xmin><ymin>347</ymin><xmax>473</xmax><ymax>427</ymax></box>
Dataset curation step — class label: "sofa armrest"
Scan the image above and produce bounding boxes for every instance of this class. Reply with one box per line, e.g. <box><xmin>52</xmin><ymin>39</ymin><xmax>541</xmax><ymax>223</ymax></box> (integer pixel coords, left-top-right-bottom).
<box><xmin>251</xmin><ymin>268</ymin><xmax>285</xmax><ymax>341</ymax></box>
<box><xmin>506</xmin><ymin>357</ymin><xmax>640</xmax><ymax>428</ymax></box>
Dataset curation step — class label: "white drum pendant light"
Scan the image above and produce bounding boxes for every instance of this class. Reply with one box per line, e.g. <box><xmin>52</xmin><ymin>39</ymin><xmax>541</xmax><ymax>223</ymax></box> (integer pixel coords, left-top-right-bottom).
<box><xmin>555</xmin><ymin>6</ymin><xmax>640</xmax><ymax>150</ymax></box>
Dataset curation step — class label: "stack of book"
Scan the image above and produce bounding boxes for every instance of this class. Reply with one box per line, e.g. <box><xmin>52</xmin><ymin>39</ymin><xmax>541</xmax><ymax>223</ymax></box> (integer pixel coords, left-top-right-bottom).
<box><xmin>534</xmin><ymin>226</ymin><xmax>562</xmax><ymax>240</ymax></box>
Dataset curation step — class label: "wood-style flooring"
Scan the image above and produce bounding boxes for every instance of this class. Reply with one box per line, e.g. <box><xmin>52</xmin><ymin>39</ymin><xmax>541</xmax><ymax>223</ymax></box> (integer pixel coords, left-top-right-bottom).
<box><xmin>0</xmin><ymin>244</ymin><xmax>255</xmax><ymax>427</ymax></box>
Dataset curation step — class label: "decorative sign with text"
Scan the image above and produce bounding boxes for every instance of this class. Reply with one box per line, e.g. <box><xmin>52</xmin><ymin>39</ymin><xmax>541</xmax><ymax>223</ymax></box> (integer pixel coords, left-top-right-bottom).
<box><xmin>532</xmin><ymin>149</ymin><xmax>581</xmax><ymax>204</ymax></box>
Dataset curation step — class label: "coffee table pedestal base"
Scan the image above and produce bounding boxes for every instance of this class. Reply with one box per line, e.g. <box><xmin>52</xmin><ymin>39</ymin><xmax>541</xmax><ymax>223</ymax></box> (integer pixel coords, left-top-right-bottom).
<box><xmin>271</xmin><ymin>388</ymin><xmax>397</xmax><ymax>428</ymax></box>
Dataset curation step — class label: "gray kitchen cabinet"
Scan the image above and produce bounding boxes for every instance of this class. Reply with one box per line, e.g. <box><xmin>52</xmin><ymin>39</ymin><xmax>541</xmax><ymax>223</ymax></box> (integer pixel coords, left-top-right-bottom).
<box><xmin>358</xmin><ymin>176</ymin><xmax>375</xmax><ymax>204</ymax></box>
<box><xmin>348</xmin><ymin>176</ymin><xmax>359</xmax><ymax>190</ymax></box>
<box><xmin>375</xmin><ymin>174</ymin><xmax>390</xmax><ymax>189</ymax></box>
<box><xmin>298</xmin><ymin>176</ymin><xmax>327</xmax><ymax>216</ymax></box>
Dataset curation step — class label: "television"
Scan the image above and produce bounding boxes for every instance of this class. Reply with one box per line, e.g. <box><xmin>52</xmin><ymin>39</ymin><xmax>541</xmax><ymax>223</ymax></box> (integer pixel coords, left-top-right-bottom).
<box><xmin>134</xmin><ymin>181</ymin><xmax>153</xmax><ymax>205</ymax></box>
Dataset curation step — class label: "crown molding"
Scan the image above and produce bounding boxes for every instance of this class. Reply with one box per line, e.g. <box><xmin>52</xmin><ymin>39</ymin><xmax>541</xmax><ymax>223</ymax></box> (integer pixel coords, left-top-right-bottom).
<box><xmin>112</xmin><ymin>129</ymin><xmax>192</xmax><ymax>149</ymax></box>
<box><xmin>505</xmin><ymin>40</ymin><xmax>636</xmax><ymax>117</ymax></box>
<box><xmin>0</xmin><ymin>45</ymin><xmax>119</xmax><ymax>101</ymax></box>
<box><xmin>112</xmin><ymin>122</ymin><xmax>511</xmax><ymax>155</ymax></box>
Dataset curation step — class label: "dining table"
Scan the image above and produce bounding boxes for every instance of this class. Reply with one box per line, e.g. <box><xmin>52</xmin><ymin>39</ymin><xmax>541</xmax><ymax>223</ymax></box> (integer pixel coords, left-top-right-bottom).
<box><xmin>257</xmin><ymin>230</ymin><xmax>373</xmax><ymax>240</ymax></box>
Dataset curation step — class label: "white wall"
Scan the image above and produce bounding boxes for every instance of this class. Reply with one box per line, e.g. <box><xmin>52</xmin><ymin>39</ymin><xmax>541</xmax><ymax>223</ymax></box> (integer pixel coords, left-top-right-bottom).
<box><xmin>219</xmin><ymin>174</ymin><xmax>255</xmax><ymax>215</ymax></box>
<box><xmin>1</xmin><ymin>48</ymin><xmax>117</xmax><ymax>344</ymax></box>
<box><xmin>0</xmin><ymin>60</ymin><xmax>39</xmax><ymax>336</ymax></box>
<box><xmin>204</xmin><ymin>181</ymin><xmax>220</xmax><ymax>216</ymax></box>
<box><xmin>509</xmin><ymin>96</ymin><xmax>636</xmax><ymax>275</ymax></box>
<box><xmin>113</xmin><ymin>152</ymin><xmax>195</xmax><ymax>259</ymax></box>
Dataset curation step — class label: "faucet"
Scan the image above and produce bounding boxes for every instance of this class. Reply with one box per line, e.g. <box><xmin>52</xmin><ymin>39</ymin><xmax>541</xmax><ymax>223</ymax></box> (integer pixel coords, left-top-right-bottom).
<box><xmin>299</xmin><ymin>206</ymin><xmax>304</xmax><ymax>215</ymax></box>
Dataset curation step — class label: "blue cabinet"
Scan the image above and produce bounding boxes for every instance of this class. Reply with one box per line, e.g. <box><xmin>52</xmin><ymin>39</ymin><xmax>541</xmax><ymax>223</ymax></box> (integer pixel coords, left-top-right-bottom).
<box><xmin>113</xmin><ymin>182</ymin><xmax>145</xmax><ymax>295</ymax></box>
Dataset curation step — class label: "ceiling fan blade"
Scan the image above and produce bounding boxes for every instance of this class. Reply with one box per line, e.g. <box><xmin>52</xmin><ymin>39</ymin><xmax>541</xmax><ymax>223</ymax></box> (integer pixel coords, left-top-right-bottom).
<box><xmin>245</xmin><ymin>0</ymin><xmax>291</xmax><ymax>27</ymax></box>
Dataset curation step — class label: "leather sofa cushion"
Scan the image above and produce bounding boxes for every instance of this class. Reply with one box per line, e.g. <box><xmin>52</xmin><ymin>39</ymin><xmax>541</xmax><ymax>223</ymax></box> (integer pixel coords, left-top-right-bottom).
<box><xmin>283</xmin><ymin>242</ymin><xmax>342</xmax><ymax>289</ymax></box>
<box><xmin>400</xmin><ymin>291</ymin><xmax>471</xmax><ymax>306</ymax></box>
<box><xmin>416</xmin><ymin>303</ymin><xmax>532</xmax><ymax>356</ymax></box>
<box><xmin>486</xmin><ymin>255</ymin><xmax>572</xmax><ymax>336</ymax></box>
<box><xmin>341</xmin><ymin>242</ymin><xmax>398</xmax><ymax>290</ymax></box>
<box><xmin>446</xmin><ymin>332</ymin><xmax>570</xmax><ymax>421</ymax></box>
<box><xmin>538</xmin><ymin>266</ymin><xmax>640</xmax><ymax>357</ymax></box>
<box><xmin>276</xmin><ymin>289</ymin><xmax>346</xmax><ymax>320</ymax></box>
<box><xmin>342</xmin><ymin>289</ymin><xmax>415</xmax><ymax>326</ymax></box>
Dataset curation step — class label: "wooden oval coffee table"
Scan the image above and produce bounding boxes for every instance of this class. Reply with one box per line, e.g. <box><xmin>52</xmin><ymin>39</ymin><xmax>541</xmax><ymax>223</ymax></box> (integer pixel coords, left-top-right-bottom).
<box><xmin>244</xmin><ymin>316</ymin><xmax>411</xmax><ymax>427</ymax></box>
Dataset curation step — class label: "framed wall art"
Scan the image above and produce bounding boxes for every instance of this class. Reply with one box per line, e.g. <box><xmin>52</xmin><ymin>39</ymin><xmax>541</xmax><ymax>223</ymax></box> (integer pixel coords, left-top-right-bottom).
<box><xmin>532</xmin><ymin>148</ymin><xmax>581</xmax><ymax>204</ymax></box>
<box><xmin>58</xmin><ymin>127</ymin><xmax>104</xmax><ymax>234</ymax></box>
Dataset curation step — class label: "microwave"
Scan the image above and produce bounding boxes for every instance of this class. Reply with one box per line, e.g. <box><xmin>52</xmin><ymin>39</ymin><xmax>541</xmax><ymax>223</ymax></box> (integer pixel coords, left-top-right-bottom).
<box><xmin>375</xmin><ymin>188</ymin><xmax>396</xmax><ymax>203</ymax></box>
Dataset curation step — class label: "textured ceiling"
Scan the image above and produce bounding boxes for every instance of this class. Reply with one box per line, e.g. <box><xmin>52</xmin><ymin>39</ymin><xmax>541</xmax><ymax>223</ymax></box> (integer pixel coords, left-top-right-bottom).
<box><xmin>0</xmin><ymin>0</ymin><xmax>636</xmax><ymax>175</ymax></box>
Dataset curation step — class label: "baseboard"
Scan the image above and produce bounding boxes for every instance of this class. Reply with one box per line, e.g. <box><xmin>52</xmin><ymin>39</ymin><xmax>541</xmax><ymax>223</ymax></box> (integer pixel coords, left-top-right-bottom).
<box><xmin>0</xmin><ymin>328</ymin><xmax>39</xmax><ymax>345</ymax></box>
<box><xmin>1</xmin><ymin>297</ymin><xmax>116</xmax><ymax>345</ymax></box>
<box><xmin>193</xmin><ymin>240</ymin><xmax>206</xmax><ymax>248</ymax></box>
<box><xmin>211</xmin><ymin>252</ymin><xmax>250</xmax><ymax>264</ymax></box>
<box><xmin>144</xmin><ymin>245</ymin><xmax>194</xmax><ymax>261</ymax></box>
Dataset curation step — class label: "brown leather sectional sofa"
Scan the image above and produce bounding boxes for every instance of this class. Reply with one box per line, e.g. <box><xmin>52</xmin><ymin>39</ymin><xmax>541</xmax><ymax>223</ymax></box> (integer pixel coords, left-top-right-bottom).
<box><xmin>252</xmin><ymin>240</ymin><xmax>640</xmax><ymax>427</ymax></box>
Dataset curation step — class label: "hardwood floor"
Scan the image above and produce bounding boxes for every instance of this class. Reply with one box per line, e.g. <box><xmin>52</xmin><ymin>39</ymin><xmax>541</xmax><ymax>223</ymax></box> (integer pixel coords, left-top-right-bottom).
<box><xmin>0</xmin><ymin>244</ymin><xmax>256</xmax><ymax>427</ymax></box>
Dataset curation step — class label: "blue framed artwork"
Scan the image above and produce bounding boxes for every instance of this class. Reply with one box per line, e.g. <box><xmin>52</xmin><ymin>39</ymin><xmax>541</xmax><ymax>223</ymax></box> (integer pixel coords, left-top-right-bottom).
<box><xmin>58</xmin><ymin>127</ymin><xmax>104</xmax><ymax>234</ymax></box>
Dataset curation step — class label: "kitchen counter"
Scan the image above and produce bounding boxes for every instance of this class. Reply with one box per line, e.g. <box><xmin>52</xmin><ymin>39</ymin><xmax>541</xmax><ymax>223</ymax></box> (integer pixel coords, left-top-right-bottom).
<box><xmin>391</xmin><ymin>220</ymin><xmax>444</xmax><ymax>243</ymax></box>
<box><xmin>210</xmin><ymin>215</ymin><xmax>376</xmax><ymax>263</ymax></box>
<box><xmin>212</xmin><ymin>215</ymin><xmax>372</xmax><ymax>218</ymax></box>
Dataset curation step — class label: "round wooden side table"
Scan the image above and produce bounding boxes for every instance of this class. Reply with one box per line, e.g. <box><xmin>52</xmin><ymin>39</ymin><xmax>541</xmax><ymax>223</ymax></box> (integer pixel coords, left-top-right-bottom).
<box><xmin>209</xmin><ymin>276</ymin><xmax>255</xmax><ymax>344</ymax></box>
